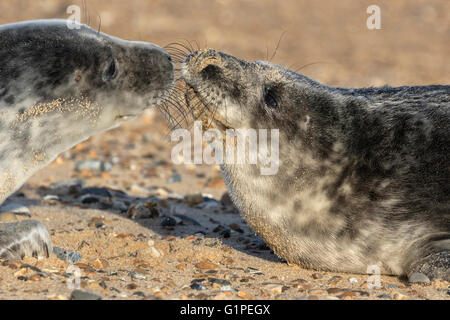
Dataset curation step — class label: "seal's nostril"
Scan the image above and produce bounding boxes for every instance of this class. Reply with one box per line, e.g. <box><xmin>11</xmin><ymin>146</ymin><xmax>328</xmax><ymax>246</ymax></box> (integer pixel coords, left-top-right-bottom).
<box><xmin>167</xmin><ymin>55</ymin><xmax>172</xmax><ymax>62</ymax></box>
<box><xmin>200</xmin><ymin>64</ymin><xmax>222</xmax><ymax>80</ymax></box>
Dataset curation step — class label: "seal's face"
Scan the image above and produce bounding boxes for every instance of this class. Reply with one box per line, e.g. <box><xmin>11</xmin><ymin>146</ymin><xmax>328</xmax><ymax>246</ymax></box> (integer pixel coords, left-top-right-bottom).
<box><xmin>0</xmin><ymin>20</ymin><xmax>174</xmax><ymax>203</ymax></box>
<box><xmin>0</xmin><ymin>20</ymin><xmax>174</xmax><ymax>126</ymax></box>
<box><xmin>182</xmin><ymin>49</ymin><xmax>332</xmax><ymax>140</ymax></box>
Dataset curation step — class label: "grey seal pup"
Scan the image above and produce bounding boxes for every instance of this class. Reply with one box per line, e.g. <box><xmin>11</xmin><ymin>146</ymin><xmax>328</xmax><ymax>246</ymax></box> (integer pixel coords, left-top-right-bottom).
<box><xmin>0</xmin><ymin>20</ymin><xmax>173</xmax><ymax>260</ymax></box>
<box><xmin>180</xmin><ymin>49</ymin><xmax>449</xmax><ymax>282</ymax></box>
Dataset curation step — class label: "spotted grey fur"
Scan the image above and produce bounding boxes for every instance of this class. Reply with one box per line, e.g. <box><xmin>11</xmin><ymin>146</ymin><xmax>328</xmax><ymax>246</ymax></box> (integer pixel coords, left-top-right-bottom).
<box><xmin>181</xmin><ymin>49</ymin><xmax>449</xmax><ymax>282</ymax></box>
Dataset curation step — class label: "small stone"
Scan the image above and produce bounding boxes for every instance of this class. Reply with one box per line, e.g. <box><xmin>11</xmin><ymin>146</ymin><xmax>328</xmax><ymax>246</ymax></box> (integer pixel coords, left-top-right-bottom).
<box><xmin>53</xmin><ymin>247</ymin><xmax>82</xmax><ymax>263</ymax></box>
<box><xmin>129</xmin><ymin>271</ymin><xmax>147</xmax><ymax>281</ymax></box>
<box><xmin>80</xmin><ymin>194</ymin><xmax>100</xmax><ymax>204</ymax></box>
<box><xmin>133</xmin><ymin>291</ymin><xmax>146</xmax><ymax>298</ymax></box>
<box><xmin>220</xmin><ymin>286</ymin><xmax>234</xmax><ymax>292</ymax></box>
<box><xmin>385</xmin><ymin>284</ymin><xmax>398</xmax><ymax>289</ymax></box>
<box><xmin>190</xmin><ymin>282</ymin><xmax>207</xmax><ymax>291</ymax></box>
<box><xmin>311</xmin><ymin>273</ymin><xmax>323</xmax><ymax>279</ymax></box>
<box><xmin>195</xmin><ymin>262</ymin><xmax>219</xmax><ymax>270</ymax></box>
<box><xmin>112</xmin><ymin>201</ymin><xmax>128</xmax><ymax>212</ymax></box>
<box><xmin>43</xmin><ymin>195</ymin><xmax>60</xmax><ymax>203</ymax></box>
<box><xmin>309</xmin><ymin>289</ymin><xmax>328</xmax><ymax>295</ymax></box>
<box><xmin>208</xmin><ymin>278</ymin><xmax>231</xmax><ymax>286</ymax></box>
<box><xmin>328</xmin><ymin>275</ymin><xmax>343</xmax><ymax>285</ymax></box>
<box><xmin>81</xmin><ymin>187</ymin><xmax>112</xmax><ymax>198</ymax></box>
<box><xmin>377</xmin><ymin>294</ymin><xmax>392</xmax><ymax>299</ymax></box>
<box><xmin>168</xmin><ymin>173</ymin><xmax>182</xmax><ymax>183</ymax></box>
<box><xmin>177</xmin><ymin>264</ymin><xmax>185</xmax><ymax>271</ymax></box>
<box><xmin>237</xmin><ymin>291</ymin><xmax>254</xmax><ymax>300</ymax></box>
<box><xmin>408</xmin><ymin>272</ymin><xmax>431</xmax><ymax>284</ymax></box>
<box><xmin>70</xmin><ymin>290</ymin><xmax>102</xmax><ymax>300</ymax></box>
<box><xmin>150</xmin><ymin>247</ymin><xmax>162</xmax><ymax>258</ymax></box>
<box><xmin>184</xmin><ymin>194</ymin><xmax>205</xmax><ymax>205</ymax></box>
<box><xmin>75</xmin><ymin>160</ymin><xmax>112</xmax><ymax>173</ymax></box>
<box><xmin>161</xmin><ymin>216</ymin><xmax>182</xmax><ymax>227</ymax></box>
<box><xmin>348</xmin><ymin>277</ymin><xmax>358</xmax><ymax>283</ymax></box>
<box><xmin>127</xmin><ymin>200</ymin><xmax>160</xmax><ymax>220</ymax></box>
<box><xmin>392</xmin><ymin>292</ymin><xmax>409</xmax><ymax>300</ymax></box>
<box><xmin>92</xmin><ymin>258</ymin><xmax>109</xmax><ymax>269</ymax></box>
<box><xmin>246</xmin><ymin>267</ymin><xmax>263</xmax><ymax>275</ymax></box>
<box><xmin>327</xmin><ymin>288</ymin><xmax>346</xmax><ymax>295</ymax></box>
<box><xmin>126</xmin><ymin>283</ymin><xmax>138</xmax><ymax>290</ymax></box>
<box><xmin>263</xmin><ymin>283</ymin><xmax>284</xmax><ymax>295</ymax></box>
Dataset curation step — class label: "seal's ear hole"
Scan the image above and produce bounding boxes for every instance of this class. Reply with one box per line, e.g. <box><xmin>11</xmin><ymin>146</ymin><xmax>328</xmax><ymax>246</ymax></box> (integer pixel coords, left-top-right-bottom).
<box><xmin>263</xmin><ymin>86</ymin><xmax>279</xmax><ymax>109</ymax></box>
<box><xmin>102</xmin><ymin>58</ymin><xmax>117</xmax><ymax>81</ymax></box>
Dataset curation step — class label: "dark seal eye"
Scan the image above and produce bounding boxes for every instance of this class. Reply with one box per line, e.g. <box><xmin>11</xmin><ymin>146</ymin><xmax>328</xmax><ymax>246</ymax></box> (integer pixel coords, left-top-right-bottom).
<box><xmin>103</xmin><ymin>58</ymin><xmax>117</xmax><ymax>81</ymax></box>
<box><xmin>264</xmin><ymin>86</ymin><xmax>279</xmax><ymax>108</ymax></box>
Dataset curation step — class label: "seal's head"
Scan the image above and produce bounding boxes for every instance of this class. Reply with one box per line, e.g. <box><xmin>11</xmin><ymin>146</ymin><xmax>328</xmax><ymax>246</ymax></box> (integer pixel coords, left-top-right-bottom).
<box><xmin>0</xmin><ymin>19</ymin><xmax>174</xmax><ymax>202</ymax></box>
<box><xmin>0</xmin><ymin>19</ymin><xmax>174</xmax><ymax>125</ymax></box>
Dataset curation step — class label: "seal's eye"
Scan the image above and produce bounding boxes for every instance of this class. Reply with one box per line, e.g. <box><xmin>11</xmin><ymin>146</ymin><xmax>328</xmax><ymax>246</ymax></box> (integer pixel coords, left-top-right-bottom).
<box><xmin>264</xmin><ymin>86</ymin><xmax>279</xmax><ymax>108</ymax></box>
<box><xmin>103</xmin><ymin>58</ymin><xmax>117</xmax><ymax>81</ymax></box>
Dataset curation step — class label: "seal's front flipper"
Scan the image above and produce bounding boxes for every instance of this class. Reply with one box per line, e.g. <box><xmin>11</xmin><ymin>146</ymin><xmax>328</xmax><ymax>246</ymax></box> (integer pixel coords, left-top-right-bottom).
<box><xmin>408</xmin><ymin>251</ymin><xmax>450</xmax><ymax>283</ymax></box>
<box><xmin>0</xmin><ymin>220</ymin><xmax>52</xmax><ymax>260</ymax></box>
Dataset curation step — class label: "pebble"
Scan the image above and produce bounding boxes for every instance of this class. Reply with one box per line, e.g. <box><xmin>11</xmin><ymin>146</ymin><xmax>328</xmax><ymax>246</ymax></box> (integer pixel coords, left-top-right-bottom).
<box><xmin>81</xmin><ymin>187</ymin><xmax>112</xmax><ymax>198</ymax></box>
<box><xmin>327</xmin><ymin>288</ymin><xmax>346</xmax><ymax>295</ymax></box>
<box><xmin>80</xmin><ymin>194</ymin><xmax>100</xmax><ymax>204</ymax></box>
<box><xmin>184</xmin><ymin>194</ymin><xmax>205</xmax><ymax>205</ymax></box>
<box><xmin>348</xmin><ymin>277</ymin><xmax>358</xmax><ymax>283</ymax></box>
<box><xmin>0</xmin><ymin>203</ymin><xmax>31</xmax><ymax>217</ymax></box>
<box><xmin>408</xmin><ymin>272</ymin><xmax>431</xmax><ymax>284</ymax></box>
<box><xmin>208</xmin><ymin>278</ymin><xmax>231</xmax><ymax>286</ymax></box>
<box><xmin>237</xmin><ymin>291</ymin><xmax>255</xmax><ymax>300</ymax></box>
<box><xmin>43</xmin><ymin>195</ymin><xmax>60</xmax><ymax>203</ymax></box>
<box><xmin>220</xmin><ymin>286</ymin><xmax>234</xmax><ymax>292</ymax></box>
<box><xmin>328</xmin><ymin>275</ymin><xmax>343</xmax><ymax>285</ymax></box>
<box><xmin>195</xmin><ymin>262</ymin><xmax>219</xmax><ymax>270</ymax></box>
<box><xmin>112</xmin><ymin>201</ymin><xmax>128</xmax><ymax>212</ymax></box>
<box><xmin>168</xmin><ymin>173</ymin><xmax>182</xmax><ymax>183</ymax></box>
<box><xmin>246</xmin><ymin>267</ymin><xmax>263</xmax><ymax>275</ymax></box>
<box><xmin>263</xmin><ymin>283</ymin><xmax>284</xmax><ymax>295</ymax></box>
<box><xmin>70</xmin><ymin>290</ymin><xmax>102</xmax><ymax>300</ymax></box>
<box><xmin>190</xmin><ymin>282</ymin><xmax>207</xmax><ymax>291</ymax></box>
<box><xmin>385</xmin><ymin>284</ymin><xmax>398</xmax><ymax>289</ymax></box>
<box><xmin>53</xmin><ymin>247</ymin><xmax>82</xmax><ymax>263</ymax></box>
<box><xmin>75</xmin><ymin>160</ymin><xmax>112</xmax><ymax>173</ymax></box>
<box><xmin>161</xmin><ymin>216</ymin><xmax>182</xmax><ymax>227</ymax></box>
<box><xmin>392</xmin><ymin>292</ymin><xmax>409</xmax><ymax>300</ymax></box>
<box><xmin>127</xmin><ymin>200</ymin><xmax>160</xmax><ymax>220</ymax></box>
<box><xmin>377</xmin><ymin>294</ymin><xmax>392</xmax><ymax>299</ymax></box>
<box><xmin>129</xmin><ymin>271</ymin><xmax>147</xmax><ymax>281</ymax></box>
<box><xmin>311</xmin><ymin>273</ymin><xmax>323</xmax><ymax>279</ymax></box>
<box><xmin>92</xmin><ymin>258</ymin><xmax>109</xmax><ymax>269</ymax></box>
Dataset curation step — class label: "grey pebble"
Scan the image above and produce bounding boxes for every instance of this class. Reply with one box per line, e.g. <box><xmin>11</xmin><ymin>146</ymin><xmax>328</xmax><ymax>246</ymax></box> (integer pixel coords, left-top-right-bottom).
<box><xmin>53</xmin><ymin>246</ymin><xmax>82</xmax><ymax>263</ymax></box>
<box><xmin>408</xmin><ymin>272</ymin><xmax>431</xmax><ymax>284</ymax></box>
<box><xmin>129</xmin><ymin>271</ymin><xmax>147</xmax><ymax>281</ymax></box>
<box><xmin>0</xmin><ymin>203</ymin><xmax>31</xmax><ymax>217</ymax></box>
<box><xmin>377</xmin><ymin>294</ymin><xmax>392</xmax><ymax>299</ymax></box>
<box><xmin>70</xmin><ymin>290</ymin><xmax>102</xmax><ymax>300</ymax></box>
<box><xmin>75</xmin><ymin>160</ymin><xmax>112</xmax><ymax>173</ymax></box>
<box><xmin>168</xmin><ymin>173</ymin><xmax>182</xmax><ymax>183</ymax></box>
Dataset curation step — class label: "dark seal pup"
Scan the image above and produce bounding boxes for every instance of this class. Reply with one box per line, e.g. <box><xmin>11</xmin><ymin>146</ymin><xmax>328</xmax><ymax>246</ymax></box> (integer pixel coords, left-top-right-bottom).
<box><xmin>180</xmin><ymin>49</ymin><xmax>449</xmax><ymax>282</ymax></box>
<box><xmin>0</xmin><ymin>20</ymin><xmax>173</xmax><ymax>260</ymax></box>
